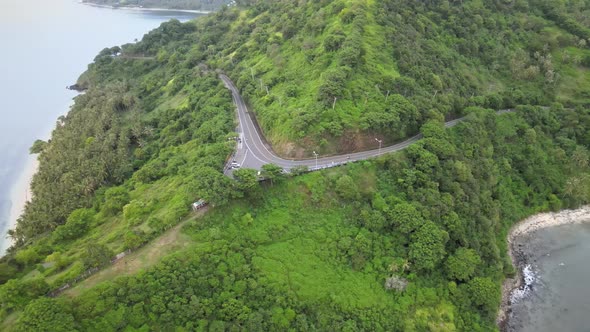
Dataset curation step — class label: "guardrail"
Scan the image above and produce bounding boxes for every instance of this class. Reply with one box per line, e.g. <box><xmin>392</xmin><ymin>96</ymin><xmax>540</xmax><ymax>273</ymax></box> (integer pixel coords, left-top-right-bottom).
<box><xmin>292</xmin><ymin>160</ymin><xmax>357</xmax><ymax>173</ymax></box>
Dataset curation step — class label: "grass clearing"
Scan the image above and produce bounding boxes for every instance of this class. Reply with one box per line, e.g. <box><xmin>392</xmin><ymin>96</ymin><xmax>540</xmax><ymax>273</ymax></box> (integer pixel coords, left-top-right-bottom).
<box><xmin>0</xmin><ymin>313</ymin><xmax>19</xmax><ymax>332</ymax></box>
<box><xmin>185</xmin><ymin>167</ymin><xmax>396</xmax><ymax>312</ymax></box>
<box><xmin>62</xmin><ymin>208</ymin><xmax>207</xmax><ymax>297</ymax></box>
<box><xmin>254</xmin><ymin>233</ymin><xmax>392</xmax><ymax>309</ymax></box>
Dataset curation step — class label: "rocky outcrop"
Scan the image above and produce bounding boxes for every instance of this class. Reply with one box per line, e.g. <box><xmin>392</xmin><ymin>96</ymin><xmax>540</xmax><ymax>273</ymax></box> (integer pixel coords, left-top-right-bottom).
<box><xmin>66</xmin><ymin>84</ymin><xmax>87</xmax><ymax>92</ymax></box>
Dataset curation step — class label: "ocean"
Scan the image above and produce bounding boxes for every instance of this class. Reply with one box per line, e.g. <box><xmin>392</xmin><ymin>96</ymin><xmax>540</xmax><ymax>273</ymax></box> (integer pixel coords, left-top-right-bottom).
<box><xmin>507</xmin><ymin>222</ymin><xmax>590</xmax><ymax>331</ymax></box>
<box><xmin>0</xmin><ymin>0</ymin><xmax>201</xmax><ymax>254</ymax></box>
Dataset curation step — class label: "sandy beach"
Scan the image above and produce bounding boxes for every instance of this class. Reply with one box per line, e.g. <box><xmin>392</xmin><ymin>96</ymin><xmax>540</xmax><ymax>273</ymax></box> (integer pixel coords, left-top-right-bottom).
<box><xmin>0</xmin><ymin>0</ymin><xmax>193</xmax><ymax>258</ymax></box>
<box><xmin>0</xmin><ymin>155</ymin><xmax>38</xmax><ymax>255</ymax></box>
<box><xmin>497</xmin><ymin>206</ymin><xmax>590</xmax><ymax>330</ymax></box>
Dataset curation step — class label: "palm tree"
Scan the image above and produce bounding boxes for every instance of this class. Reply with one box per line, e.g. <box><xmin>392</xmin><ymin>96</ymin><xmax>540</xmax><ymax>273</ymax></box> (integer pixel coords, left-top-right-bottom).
<box><xmin>402</xmin><ymin>259</ymin><xmax>411</xmax><ymax>272</ymax></box>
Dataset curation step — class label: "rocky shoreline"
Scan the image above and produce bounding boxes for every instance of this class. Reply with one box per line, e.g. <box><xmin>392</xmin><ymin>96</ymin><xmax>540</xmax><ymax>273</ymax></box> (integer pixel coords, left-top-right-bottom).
<box><xmin>497</xmin><ymin>206</ymin><xmax>590</xmax><ymax>331</ymax></box>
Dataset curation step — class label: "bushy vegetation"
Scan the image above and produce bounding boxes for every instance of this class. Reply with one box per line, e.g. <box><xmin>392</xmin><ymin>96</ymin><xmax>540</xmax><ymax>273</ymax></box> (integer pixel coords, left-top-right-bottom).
<box><xmin>1</xmin><ymin>18</ymin><xmax>238</xmax><ymax>321</ymax></box>
<box><xmin>6</xmin><ymin>105</ymin><xmax>590</xmax><ymax>331</ymax></box>
<box><xmin>76</xmin><ymin>0</ymin><xmax>590</xmax><ymax>157</ymax></box>
<box><xmin>199</xmin><ymin>0</ymin><xmax>590</xmax><ymax>157</ymax></box>
<box><xmin>2</xmin><ymin>0</ymin><xmax>590</xmax><ymax>330</ymax></box>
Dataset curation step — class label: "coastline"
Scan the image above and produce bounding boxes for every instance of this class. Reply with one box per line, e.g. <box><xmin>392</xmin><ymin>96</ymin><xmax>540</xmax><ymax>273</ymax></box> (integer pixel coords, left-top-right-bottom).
<box><xmin>0</xmin><ymin>155</ymin><xmax>39</xmax><ymax>255</ymax></box>
<box><xmin>497</xmin><ymin>206</ymin><xmax>590</xmax><ymax>330</ymax></box>
<box><xmin>80</xmin><ymin>2</ymin><xmax>212</xmax><ymax>14</ymax></box>
<box><xmin>0</xmin><ymin>98</ymin><xmax>76</xmax><ymax>256</ymax></box>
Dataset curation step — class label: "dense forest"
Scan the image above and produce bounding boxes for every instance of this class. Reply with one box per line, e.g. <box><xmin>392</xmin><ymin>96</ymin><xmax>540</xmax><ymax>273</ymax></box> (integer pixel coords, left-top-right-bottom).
<box><xmin>2</xmin><ymin>0</ymin><xmax>590</xmax><ymax>330</ymax></box>
<box><xmin>82</xmin><ymin>0</ymin><xmax>232</xmax><ymax>11</ymax></box>
<box><xmin>218</xmin><ymin>0</ymin><xmax>590</xmax><ymax>157</ymax></box>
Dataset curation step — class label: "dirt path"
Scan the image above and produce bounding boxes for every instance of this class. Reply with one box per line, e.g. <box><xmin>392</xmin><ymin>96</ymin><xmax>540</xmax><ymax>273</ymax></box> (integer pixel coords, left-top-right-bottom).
<box><xmin>63</xmin><ymin>208</ymin><xmax>208</xmax><ymax>297</ymax></box>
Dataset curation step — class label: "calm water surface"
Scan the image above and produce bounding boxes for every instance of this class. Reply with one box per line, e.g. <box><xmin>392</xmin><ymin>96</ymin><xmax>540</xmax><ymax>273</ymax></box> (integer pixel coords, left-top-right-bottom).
<box><xmin>508</xmin><ymin>222</ymin><xmax>590</xmax><ymax>332</ymax></box>
<box><xmin>0</xmin><ymin>0</ymin><xmax>200</xmax><ymax>253</ymax></box>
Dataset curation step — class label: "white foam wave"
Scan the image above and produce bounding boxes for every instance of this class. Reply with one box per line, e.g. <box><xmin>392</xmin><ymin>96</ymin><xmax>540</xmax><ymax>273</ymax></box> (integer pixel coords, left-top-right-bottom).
<box><xmin>510</xmin><ymin>264</ymin><xmax>538</xmax><ymax>303</ymax></box>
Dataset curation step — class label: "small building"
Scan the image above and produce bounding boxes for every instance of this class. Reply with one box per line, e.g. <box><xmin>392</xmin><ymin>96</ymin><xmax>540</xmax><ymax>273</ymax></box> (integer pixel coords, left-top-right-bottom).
<box><xmin>192</xmin><ymin>199</ymin><xmax>207</xmax><ymax>212</ymax></box>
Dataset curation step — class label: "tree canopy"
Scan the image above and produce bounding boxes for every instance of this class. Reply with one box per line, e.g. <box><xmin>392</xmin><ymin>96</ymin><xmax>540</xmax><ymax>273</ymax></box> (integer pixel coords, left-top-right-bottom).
<box><xmin>3</xmin><ymin>0</ymin><xmax>590</xmax><ymax>330</ymax></box>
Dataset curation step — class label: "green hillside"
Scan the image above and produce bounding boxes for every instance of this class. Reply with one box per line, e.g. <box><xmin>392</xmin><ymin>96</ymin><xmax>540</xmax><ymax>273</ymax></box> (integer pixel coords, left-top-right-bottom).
<box><xmin>214</xmin><ymin>0</ymin><xmax>590</xmax><ymax>157</ymax></box>
<box><xmin>2</xmin><ymin>0</ymin><xmax>590</xmax><ymax>331</ymax></box>
<box><xmin>82</xmin><ymin>0</ymin><xmax>590</xmax><ymax>157</ymax></box>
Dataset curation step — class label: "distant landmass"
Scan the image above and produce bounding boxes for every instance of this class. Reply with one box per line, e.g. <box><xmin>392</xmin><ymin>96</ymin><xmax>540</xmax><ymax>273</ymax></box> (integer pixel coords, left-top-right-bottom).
<box><xmin>82</xmin><ymin>0</ymin><xmax>232</xmax><ymax>11</ymax></box>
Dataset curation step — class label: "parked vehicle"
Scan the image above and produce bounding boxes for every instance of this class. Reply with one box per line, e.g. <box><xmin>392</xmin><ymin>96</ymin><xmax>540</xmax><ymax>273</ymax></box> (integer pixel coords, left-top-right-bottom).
<box><xmin>191</xmin><ymin>199</ymin><xmax>207</xmax><ymax>212</ymax></box>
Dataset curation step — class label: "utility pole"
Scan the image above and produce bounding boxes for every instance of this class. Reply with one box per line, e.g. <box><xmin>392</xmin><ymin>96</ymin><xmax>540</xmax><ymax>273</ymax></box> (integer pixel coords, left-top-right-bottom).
<box><xmin>375</xmin><ymin>138</ymin><xmax>382</xmax><ymax>155</ymax></box>
<box><xmin>313</xmin><ymin>151</ymin><xmax>319</xmax><ymax>169</ymax></box>
<box><xmin>332</xmin><ymin>97</ymin><xmax>337</xmax><ymax>110</ymax></box>
<box><xmin>386</xmin><ymin>90</ymin><xmax>390</xmax><ymax>102</ymax></box>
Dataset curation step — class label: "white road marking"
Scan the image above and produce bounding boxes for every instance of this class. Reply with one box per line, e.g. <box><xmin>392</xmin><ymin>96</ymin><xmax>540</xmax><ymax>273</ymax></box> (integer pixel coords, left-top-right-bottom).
<box><xmin>240</xmin><ymin>150</ymin><xmax>248</xmax><ymax>167</ymax></box>
<box><xmin>220</xmin><ymin>75</ymin><xmax>515</xmax><ymax>172</ymax></box>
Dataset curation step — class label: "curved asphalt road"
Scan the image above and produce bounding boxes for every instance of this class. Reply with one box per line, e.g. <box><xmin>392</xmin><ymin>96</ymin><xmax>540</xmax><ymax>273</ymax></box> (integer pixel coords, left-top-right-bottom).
<box><xmin>220</xmin><ymin>74</ymin><xmax>513</xmax><ymax>173</ymax></box>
